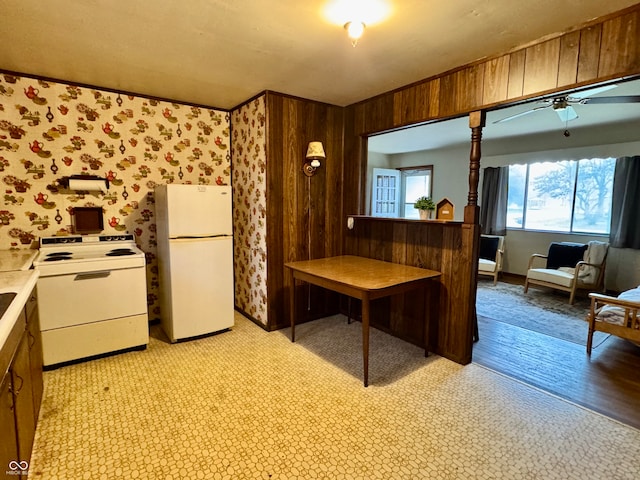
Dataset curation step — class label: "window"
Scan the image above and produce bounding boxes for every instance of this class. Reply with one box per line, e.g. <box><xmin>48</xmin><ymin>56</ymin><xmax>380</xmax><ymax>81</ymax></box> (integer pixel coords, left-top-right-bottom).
<box><xmin>507</xmin><ymin>158</ymin><xmax>615</xmax><ymax>234</ymax></box>
<box><xmin>401</xmin><ymin>167</ymin><xmax>433</xmax><ymax>219</ymax></box>
<box><xmin>371</xmin><ymin>166</ymin><xmax>433</xmax><ymax>218</ymax></box>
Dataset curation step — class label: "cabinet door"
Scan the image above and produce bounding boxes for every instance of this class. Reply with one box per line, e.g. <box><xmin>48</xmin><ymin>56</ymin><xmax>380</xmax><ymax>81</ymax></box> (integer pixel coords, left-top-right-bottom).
<box><xmin>11</xmin><ymin>334</ymin><xmax>35</xmax><ymax>463</ymax></box>
<box><xmin>26</xmin><ymin>290</ymin><xmax>43</xmax><ymax>422</ymax></box>
<box><xmin>0</xmin><ymin>373</ymin><xmax>19</xmax><ymax>473</ymax></box>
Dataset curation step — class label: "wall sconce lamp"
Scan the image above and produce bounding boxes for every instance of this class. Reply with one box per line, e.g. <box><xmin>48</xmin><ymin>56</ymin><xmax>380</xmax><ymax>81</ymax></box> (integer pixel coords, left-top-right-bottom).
<box><xmin>303</xmin><ymin>141</ymin><xmax>326</xmax><ymax>177</ymax></box>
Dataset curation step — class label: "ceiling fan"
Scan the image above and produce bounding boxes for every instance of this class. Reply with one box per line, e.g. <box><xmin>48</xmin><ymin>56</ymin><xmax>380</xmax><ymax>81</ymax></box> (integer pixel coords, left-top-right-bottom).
<box><xmin>493</xmin><ymin>84</ymin><xmax>640</xmax><ymax>124</ymax></box>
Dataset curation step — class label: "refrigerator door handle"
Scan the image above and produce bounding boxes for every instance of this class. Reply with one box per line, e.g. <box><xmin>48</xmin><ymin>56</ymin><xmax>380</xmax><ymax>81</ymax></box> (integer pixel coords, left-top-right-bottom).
<box><xmin>170</xmin><ymin>235</ymin><xmax>231</xmax><ymax>239</ymax></box>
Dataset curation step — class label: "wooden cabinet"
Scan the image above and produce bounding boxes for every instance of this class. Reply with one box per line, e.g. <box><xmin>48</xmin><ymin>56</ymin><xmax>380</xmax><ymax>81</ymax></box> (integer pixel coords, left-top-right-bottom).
<box><xmin>26</xmin><ymin>290</ymin><xmax>43</xmax><ymax>421</ymax></box>
<box><xmin>0</xmin><ymin>284</ymin><xmax>42</xmax><ymax>469</ymax></box>
<box><xmin>0</xmin><ymin>372</ymin><xmax>18</xmax><ymax>473</ymax></box>
<box><xmin>11</xmin><ymin>331</ymin><xmax>36</xmax><ymax>463</ymax></box>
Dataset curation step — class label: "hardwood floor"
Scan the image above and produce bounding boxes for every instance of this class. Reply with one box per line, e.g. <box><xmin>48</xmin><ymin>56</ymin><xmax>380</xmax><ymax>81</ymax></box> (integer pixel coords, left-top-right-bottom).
<box><xmin>472</xmin><ymin>314</ymin><xmax>640</xmax><ymax>430</ymax></box>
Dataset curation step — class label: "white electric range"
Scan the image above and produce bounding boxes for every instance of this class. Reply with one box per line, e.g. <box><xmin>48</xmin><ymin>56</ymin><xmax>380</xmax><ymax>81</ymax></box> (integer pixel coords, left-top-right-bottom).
<box><xmin>33</xmin><ymin>234</ymin><xmax>149</xmax><ymax>367</ymax></box>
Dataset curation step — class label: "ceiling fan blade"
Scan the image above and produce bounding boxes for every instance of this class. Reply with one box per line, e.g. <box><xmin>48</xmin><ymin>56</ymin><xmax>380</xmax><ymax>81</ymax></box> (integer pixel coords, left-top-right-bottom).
<box><xmin>580</xmin><ymin>95</ymin><xmax>640</xmax><ymax>104</ymax></box>
<box><xmin>492</xmin><ymin>105</ymin><xmax>549</xmax><ymax>124</ymax></box>
<box><xmin>569</xmin><ymin>84</ymin><xmax>617</xmax><ymax>99</ymax></box>
<box><xmin>555</xmin><ymin>105</ymin><xmax>578</xmax><ymax>122</ymax></box>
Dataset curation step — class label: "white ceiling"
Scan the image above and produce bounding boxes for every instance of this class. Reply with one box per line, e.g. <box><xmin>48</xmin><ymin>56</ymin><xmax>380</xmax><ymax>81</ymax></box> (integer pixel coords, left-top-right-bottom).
<box><xmin>368</xmin><ymin>78</ymin><xmax>640</xmax><ymax>154</ymax></box>
<box><xmin>2</xmin><ymin>0</ymin><xmax>639</xmax><ymax>110</ymax></box>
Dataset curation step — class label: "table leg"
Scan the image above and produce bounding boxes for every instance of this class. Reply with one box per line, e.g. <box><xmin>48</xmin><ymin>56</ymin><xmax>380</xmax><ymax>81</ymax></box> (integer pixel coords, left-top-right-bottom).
<box><xmin>362</xmin><ymin>294</ymin><xmax>370</xmax><ymax>387</ymax></box>
<box><xmin>289</xmin><ymin>270</ymin><xmax>296</xmax><ymax>342</ymax></box>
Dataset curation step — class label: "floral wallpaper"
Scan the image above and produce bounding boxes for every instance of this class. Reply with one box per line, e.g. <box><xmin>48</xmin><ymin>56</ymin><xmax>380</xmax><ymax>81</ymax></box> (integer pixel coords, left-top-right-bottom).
<box><xmin>0</xmin><ymin>72</ymin><xmax>231</xmax><ymax>320</ymax></box>
<box><xmin>231</xmin><ymin>96</ymin><xmax>268</xmax><ymax>325</ymax></box>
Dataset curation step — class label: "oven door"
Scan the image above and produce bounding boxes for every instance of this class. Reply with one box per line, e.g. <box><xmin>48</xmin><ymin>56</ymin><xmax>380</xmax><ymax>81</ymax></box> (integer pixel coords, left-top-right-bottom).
<box><xmin>37</xmin><ymin>267</ymin><xmax>147</xmax><ymax>330</ymax></box>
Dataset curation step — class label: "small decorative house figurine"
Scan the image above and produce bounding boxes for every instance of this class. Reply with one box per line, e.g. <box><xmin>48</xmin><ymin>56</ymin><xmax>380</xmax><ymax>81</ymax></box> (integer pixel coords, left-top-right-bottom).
<box><xmin>436</xmin><ymin>198</ymin><xmax>454</xmax><ymax>220</ymax></box>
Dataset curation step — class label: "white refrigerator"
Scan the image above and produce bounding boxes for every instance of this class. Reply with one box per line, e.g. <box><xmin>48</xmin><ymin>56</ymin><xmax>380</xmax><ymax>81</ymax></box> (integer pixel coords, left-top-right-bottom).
<box><xmin>155</xmin><ymin>184</ymin><xmax>234</xmax><ymax>342</ymax></box>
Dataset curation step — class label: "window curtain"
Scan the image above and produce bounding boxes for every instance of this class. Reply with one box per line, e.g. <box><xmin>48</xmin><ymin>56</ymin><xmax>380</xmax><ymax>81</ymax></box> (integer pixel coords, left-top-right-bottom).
<box><xmin>480</xmin><ymin>166</ymin><xmax>508</xmax><ymax>235</ymax></box>
<box><xmin>609</xmin><ymin>156</ymin><xmax>640</xmax><ymax>249</ymax></box>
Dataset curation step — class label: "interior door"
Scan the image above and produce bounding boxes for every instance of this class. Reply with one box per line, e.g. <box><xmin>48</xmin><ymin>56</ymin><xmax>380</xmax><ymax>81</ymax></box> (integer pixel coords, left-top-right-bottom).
<box><xmin>371</xmin><ymin>168</ymin><xmax>401</xmax><ymax>217</ymax></box>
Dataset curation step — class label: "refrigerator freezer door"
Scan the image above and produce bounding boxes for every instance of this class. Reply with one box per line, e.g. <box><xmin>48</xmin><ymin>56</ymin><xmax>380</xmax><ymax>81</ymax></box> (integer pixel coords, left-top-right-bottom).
<box><xmin>162</xmin><ymin>184</ymin><xmax>232</xmax><ymax>237</ymax></box>
<box><xmin>161</xmin><ymin>236</ymin><xmax>234</xmax><ymax>341</ymax></box>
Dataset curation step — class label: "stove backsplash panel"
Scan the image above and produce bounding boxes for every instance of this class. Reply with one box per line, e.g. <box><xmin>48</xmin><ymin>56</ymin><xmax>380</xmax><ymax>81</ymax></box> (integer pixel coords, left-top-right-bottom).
<box><xmin>0</xmin><ymin>72</ymin><xmax>231</xmax><ymax>319</ymax></box>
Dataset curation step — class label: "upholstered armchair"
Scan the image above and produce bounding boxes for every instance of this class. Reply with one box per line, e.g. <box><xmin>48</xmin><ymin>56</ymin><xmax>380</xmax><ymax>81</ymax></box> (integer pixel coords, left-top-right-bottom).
<box><xmin>478</xmin><ymin>235</ymin><xmax>504</xmax><ymax>285</ymax></box>
<box><xmin>524</xmin><ymin>241</ymin><xmax>609</xmax><ymax>305</ymax></box>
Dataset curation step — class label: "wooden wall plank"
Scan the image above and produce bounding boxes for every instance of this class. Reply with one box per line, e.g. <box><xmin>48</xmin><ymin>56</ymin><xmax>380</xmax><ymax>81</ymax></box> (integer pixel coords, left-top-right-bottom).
<box><xmin>482</xmin><ymin>55</ymin><xmax>510</xmax><ymax>105</ymax></box>
<box><xmin>557</xmin><ymin>31</ymin><xmax>580</xmax><ymax>87</ymax></box>
<box><xmin>454</xmin><ymin>64</ymin><xmax>485</xmax><ymax>113</ymax></box>
<box><xmin>425</xmin><ymin>224</ymin><xmax>444</xmax><ymax>272</ymax></box>
<box><xmin>393</xmin><ymin>79</ymin><xmax>442</xmax><ymax>127</ymax></box>
<box><xmin>437</xmin><ymin>226</ymin><xmax>457</xmax><ymax>355</ymax></box>
<box><xmin>599</xmin><ymin>11</ymin><xmax>640</xmax><ymax>77</ymax></box>
<box><xmin>428</xmin><ymin>79</ymin><xmax>441</xmax><ymax>118</ymax></box>
<box><xmin>391</xmin><ymin>222</ymin><xmax>408</xmax><ymax>264</ymax></box>
<box><xmin>323</xmin><ymin>107</ymin><xmax>345</xmax><ymax>258</ymax></box>
<box><xmin>438</xmin><ymin>66</ymin><xmax>484</xmax><ymax>117</ymax></box>
<box><xmin>370</xmin><ymin>220</ymin><xmax>392</xmax><ymax>262</ymax></box>
<box><xmin>364</xmin><ymin>92</ymin><xmax>395</xmax><ymax>134</ymax></box>
<box><xmin>507</xmin><ymin>50</ymin><xmax>526</xmax><ymax>99</ymax></box>
<box><xmin>344</xmin><ymin>105</ymin><xmax>366</xmax><ymax>217</ymax></box>
<box><xmin>438</xmin><ymin>73</ymin><xmax>457</xmax><ymax>118</ymax></box>
<box><xmin>523</xmin><ymin>38</ymin><xmax>561</xmax><ymax>95</ymax></box>
<box><xmin>393</xmin><ymin>88</ymin><xmax>415</xmax><ymax>126</ymax></box>
<box><xmin>265</xmin><ymin>94</ymin><xmax>285</xmax><ymax>328</ymax></box>
<box><xmin>578</xmin><ymin>25</ymin><xmax>602</xmax><ymax>83</ymax></box>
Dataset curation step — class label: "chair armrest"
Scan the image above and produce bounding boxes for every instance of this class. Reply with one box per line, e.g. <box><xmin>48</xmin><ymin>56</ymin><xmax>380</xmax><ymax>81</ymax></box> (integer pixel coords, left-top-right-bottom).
<box><xmin>576</xmin><ymin>260</ymin><xmax>601</xmax><ymax>269</ymax></box>
<box><xmin>527</xmin><ymin>253</ymin><xmax>547</xmax><ymax>270</ymax></box>
<box><xmin>574</xmin><ymin>260</ymin><xmax>603</xmax><ymax>281</ymax></box>
<box><xmin>589</xmin><ymin>292</ymin><xmax>640</xmax><ymax>325</ymax></box>
<box><xmin>588</xmin><ymin>292</ymin><xmax>640</xmax><ymax>309</ymax></box>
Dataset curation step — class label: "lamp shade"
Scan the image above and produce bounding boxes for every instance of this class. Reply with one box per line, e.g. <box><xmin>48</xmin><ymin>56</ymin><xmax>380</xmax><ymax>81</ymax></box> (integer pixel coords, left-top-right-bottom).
<box><xmin>306</xmin><ymin>141</ymin><xmax>326</xmax><ymax>160</ymax></box>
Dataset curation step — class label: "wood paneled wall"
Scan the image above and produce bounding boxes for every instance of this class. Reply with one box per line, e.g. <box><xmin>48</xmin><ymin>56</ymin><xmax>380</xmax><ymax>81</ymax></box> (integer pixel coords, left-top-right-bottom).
<box><xmin>265</xmin><ymin>93</ymin><xmax>345</xmax><ymax>330</ymax></box>
<box><xmin>342</xmin><ymin>4</ymin><xmax>640</xmax><ymax>364</ymax></box>
<box><xmin>347</xmin><ymin>6</ymin><xmax>640</xmax><ymax>141</ymax></box>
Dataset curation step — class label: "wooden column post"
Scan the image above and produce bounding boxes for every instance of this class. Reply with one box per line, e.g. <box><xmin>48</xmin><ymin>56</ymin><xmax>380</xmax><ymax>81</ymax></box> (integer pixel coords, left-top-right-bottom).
<box><xmin>459</xmin><ymin>110</ymin><xmax>486</xmax><ymax>363</ymax></box>
<box><xmin>464</xmin><ymin>110</ymin><xmax>486</xmax><ymax>225</ymax></box>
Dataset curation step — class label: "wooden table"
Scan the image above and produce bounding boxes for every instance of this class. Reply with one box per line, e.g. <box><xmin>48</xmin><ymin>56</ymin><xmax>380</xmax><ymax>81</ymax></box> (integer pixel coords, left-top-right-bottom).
<box><xmin>285</xmin><ymin>255</ymin><xmax>441</xmax><ymax>387</ymax></box>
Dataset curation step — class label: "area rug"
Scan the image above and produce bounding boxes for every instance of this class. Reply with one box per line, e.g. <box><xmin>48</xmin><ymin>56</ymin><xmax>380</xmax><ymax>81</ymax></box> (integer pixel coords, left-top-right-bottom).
<box><xmin>476</xmin><ymin>280</ymin><xmax>609</xmax><ymax>347</ymax></box>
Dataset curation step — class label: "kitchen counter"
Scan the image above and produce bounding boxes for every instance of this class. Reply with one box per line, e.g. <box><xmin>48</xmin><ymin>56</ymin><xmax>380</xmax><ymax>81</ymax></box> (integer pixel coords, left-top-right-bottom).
<box><xmin>0</xmin><ymin>270</ymin><xmax>40</xmax><ymax>363</ymax></box>
<box><xmin>0</xmin><ymin>249</ymin><xmax>38</xmax><ymax>272</ymax></box>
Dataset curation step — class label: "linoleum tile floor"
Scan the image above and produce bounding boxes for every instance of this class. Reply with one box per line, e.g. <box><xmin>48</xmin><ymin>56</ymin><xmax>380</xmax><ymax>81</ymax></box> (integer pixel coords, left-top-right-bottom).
<box><xmin>28</xmin><ymin>313</ymin><xmax>640</xmax><ymax>480</ymax></box>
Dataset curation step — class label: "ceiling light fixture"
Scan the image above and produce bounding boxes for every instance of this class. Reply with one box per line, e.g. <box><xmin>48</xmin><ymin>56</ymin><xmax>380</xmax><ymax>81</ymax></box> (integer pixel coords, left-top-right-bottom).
<box><xmin>344</xmin><ymin>20</ymin><xmax>365</xmax><ymax>46</ymax></box>
<box><xmin>324</xmin><ymin>0</ymin><xmax>391</xmax><ymax>47</ymax></box>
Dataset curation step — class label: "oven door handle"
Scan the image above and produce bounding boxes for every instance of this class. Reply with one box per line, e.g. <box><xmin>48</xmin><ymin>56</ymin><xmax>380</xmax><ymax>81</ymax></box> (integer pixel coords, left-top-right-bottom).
<box><xmin>74</xmin><ymin>271</ymin><xmax>112</xmax><ymax>280</ymax></box>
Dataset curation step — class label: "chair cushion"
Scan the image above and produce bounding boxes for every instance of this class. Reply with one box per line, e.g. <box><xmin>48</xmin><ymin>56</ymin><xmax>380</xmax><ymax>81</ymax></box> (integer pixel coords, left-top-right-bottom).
<box><xmin>580</xmin><ymin>241</ymin><xmax>608</xmax><ymax>284</ymax></box>
<box><xmin>478</xmin><ymin>259</ymin><xmax>497</xmax><ymax>273</ymax></box>
<box><xmin>546</xmin><ymin>242</ymin><xmax>587</xmax><ymax>269</ymax></box>
<box><xmin>479</xmin><ymin>236</ymin><xmax>499</xmax><ymax>260</ymax></box>
<box><xmin>596</xmin><ymin>286</ymin><xmax>640</xmax><ymax>325</ymax></box>
<box><xmin>527</xmin><ymin>268</ymin><xmax>575</xmax><ymax>288</ymax></box>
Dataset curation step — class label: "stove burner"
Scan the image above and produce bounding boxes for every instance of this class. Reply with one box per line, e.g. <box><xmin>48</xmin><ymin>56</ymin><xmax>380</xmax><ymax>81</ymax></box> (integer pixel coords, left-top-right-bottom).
<box><xmin>106</xmin><ymin>248</ymin><xmax>136</xmax><ymax>256</ymax></box>
<box><xmin>46</xmin><ymin>252</ymin><xmax>73</xmax><ymax>257</ymax></box>
<box><xmin>43</xmin><ymin>255</ymin><xmax>72</xmax><ymax>262</ymax></box>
